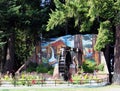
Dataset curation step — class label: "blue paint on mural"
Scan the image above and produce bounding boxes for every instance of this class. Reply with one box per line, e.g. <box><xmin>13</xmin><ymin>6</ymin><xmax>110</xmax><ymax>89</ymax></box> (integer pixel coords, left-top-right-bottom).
<box><xmin>40</xmin><ymin>34</ymin><xmax>98</xmax><ymax>65</ymax></box>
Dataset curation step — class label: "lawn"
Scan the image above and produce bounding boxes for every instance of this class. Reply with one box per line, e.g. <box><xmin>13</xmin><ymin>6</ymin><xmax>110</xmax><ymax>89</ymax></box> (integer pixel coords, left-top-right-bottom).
<box><xmin>0</xmin><ymin>85</ymin><xmax>120</xmax><ymax>91</ymax></box>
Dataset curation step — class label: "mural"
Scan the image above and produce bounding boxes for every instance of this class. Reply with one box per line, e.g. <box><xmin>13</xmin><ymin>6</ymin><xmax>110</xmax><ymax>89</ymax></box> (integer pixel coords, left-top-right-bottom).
<box><xmin>16</xmin><ymin>34</ymin><xmax>108</xmax><ymax>78</ymax></box>
<box><xmin>39</xmin><ymin>34</ymin><xmax>100</xmax><ymax>65</ymax></box>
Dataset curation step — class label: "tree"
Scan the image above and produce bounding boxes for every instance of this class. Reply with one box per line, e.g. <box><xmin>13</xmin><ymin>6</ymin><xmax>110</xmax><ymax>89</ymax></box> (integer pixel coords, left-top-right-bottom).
<box><xmin>0</xmin><ymin>31</ymin><xmax>7</xmax><ymax>71</ymax></box>
<box><xmin>114</xmin><ymin>11</ymin><xmax>120</xmax><ymax>84</ymax></box>
<box><xmin>46</xmin><ymin>0</ymin><xmax>120</xmax><ymax>84</ymax></box>
<box><xmin>0</xmin><ymin>31</ymin><xmax>6</xmax><ymax>47</ymax></box>
<box><xmin>0</xmin><ymin>0</ymin><xmax>34</xmax><ymax>72</ymax></box>
<box><xmin>0</xmin><ymin>0</ymin><xmax>56</xmax><ymax>73</ymax></box>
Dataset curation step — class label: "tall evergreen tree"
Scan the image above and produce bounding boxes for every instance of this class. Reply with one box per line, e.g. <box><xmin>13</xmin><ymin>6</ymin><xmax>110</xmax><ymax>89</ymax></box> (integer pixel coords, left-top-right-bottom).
<box><xmin>47</xmin><ymin>0</ymin><xmax>120</xmax><ymax>84</ymax></box>
<box><xmin>0</xmin><ymin>0</ymin><xmax>56</xmax><ymax>73</ymax></box>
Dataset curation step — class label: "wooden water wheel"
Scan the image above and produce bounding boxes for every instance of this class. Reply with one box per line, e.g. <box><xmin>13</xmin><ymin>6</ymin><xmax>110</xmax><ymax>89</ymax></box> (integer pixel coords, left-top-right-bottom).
<box><xmin>59</xmin><ymin>47</ymin><xmax>81</xmax><ymax>81</ymax></box>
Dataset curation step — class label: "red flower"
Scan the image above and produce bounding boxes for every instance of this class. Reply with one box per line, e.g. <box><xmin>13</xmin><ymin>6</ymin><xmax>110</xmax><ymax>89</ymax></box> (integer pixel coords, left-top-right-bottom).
<box><xmin>32</xmin><ymin>80</ymin><xmax>36</xmax><ymax>84</ymax></box>
<box><xmin>69</xmin><ymin>78</ymin><xmax>73</xmax><ymax>83</ymax></box>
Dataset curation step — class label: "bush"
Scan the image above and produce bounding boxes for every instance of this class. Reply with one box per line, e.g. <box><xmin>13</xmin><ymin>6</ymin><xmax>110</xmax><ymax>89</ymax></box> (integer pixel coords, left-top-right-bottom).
<box><xmin>26</xmin><ymin>62</ymin><xmax>38</xmax><ymax>72</ymax></box>
<box><xmin>96</xmin><ymin>63</ymin><xmax>104</xmax><ymax>71</ymax></box>
<box><xmin>72</xmin><ymin>75</ymin><xmax>81</xmax><ymax>84</ymax></box>
<box><xmin>36</xmin><ymin>64</ymin><xmax>48</xmax><ymax>73</ymax></box>
<box><xmin>25</xmin><ymin>62</ymin><xmax>54</xmax><ymax>74</ymax></box>
<box><xmin>47</xmin><ymin>69</ymin><xmax>53</xmax><ymax>75</ymax></box>
<box><xmin>82</xmin><ymin>59</ymin><xmax>96</xmax><ymax>73</ymax></box>
<box><xmin>82</xmin><ymin>59</ymin><xmax>104</xmax><ymax>73</ymax></box>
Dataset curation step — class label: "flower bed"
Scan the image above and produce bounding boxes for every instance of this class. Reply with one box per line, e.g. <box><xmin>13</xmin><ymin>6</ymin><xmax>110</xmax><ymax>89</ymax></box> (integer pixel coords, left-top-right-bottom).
<box><xmin>0</xmin><ymin>72</ymin><xmax>109</xmax><ymax>87</ymax></box>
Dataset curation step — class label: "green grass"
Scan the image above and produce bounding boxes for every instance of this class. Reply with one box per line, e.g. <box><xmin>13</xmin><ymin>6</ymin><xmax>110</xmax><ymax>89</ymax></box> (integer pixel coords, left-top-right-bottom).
<box><xmin>0</xmin><ymin>85</ymin><xmax>120</xmax><ymax>91</ymax></box>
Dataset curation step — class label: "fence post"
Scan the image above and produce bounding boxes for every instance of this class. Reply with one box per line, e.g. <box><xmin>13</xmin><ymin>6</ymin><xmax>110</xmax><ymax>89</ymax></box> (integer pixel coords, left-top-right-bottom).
<box><xmin>68</xmin><ymin>81</ymin><xmax>69</xmax><ymax>86</ymax></box>
<box><xmin>0</xmin><ymin>78</ymin><xmax>1</xmax><ymax>87</ymax></box>
<box><xmin>55</xmin><ymin>80</ymin><xmax>56</xmax><ymax>86</ymax></box>
<box><xmin>13</xmin><ymin>77</ymin><xmax>16</xmax><ymax>87</ymax></box>
<box><xmin>27</xmin><ymin>79</ymin><xmax>31</xmax><ymax>86</ymax></box>
<box><xmin>89</xmin><ymin>79</ymin><xmax>91</xmax><ymax>85</ymax></box>
<box><xmin>41</xmin><ymin>77</ymin><xmax>44</xmax><ymax>87</ymax></box>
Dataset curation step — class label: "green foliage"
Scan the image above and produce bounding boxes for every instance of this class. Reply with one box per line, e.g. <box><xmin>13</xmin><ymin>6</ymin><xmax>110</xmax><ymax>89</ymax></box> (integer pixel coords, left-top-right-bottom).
<box><xmin>47</xmin><ymin>0</ymin><xmax>119</xmax><ymax>51</ymax></box>
<box><xmin>82</xmin><ymin>59</ymin><xmax>104</xmax><ymax>73</ymax></box>
<box><xmin>80</xmin><ymin>20</ymin><xmax>93</xmax><ymax>32</ymax></box>
<box><xmin>46</xmin><ymin>0</ymin><xmax>66</xmax><ymax>31</ymax></box>
<box><xmin>26</xmin><ymin>62</ymin><xmax>38</xmax><ymax>72</ymax></box>
<box><xmin>87</xmin><ymin>0</ymin><xmax>98</xmax><ymax>21</ymax></box>
<box><xmin>114</xmin><ymin>0</ymin><xmax>120</xmax><ymax>11</ymax></box>
<box><xmin>0</xmin><ymin>0</ymin><xmax>55</xmax><ymax>72</ymax></box>
<box><xmin>15</xmin><ymin>73</ymin><xmax>43</xmax><ymax>86</ymax></box>
<box><xmin>47</xmin><ymin>10</ymin><xmax>66</xmax><ymax>31</ymax></box>
<box><xmin>114</xmin><ymin>11</ymin><xmax>120</xmax><ymax>25</ymax></box>
<box><xmin>72</xmin><ymin>75</ymin><xmax>81</xmax><ymax>84</ymax></box>
<box><xmin>88</xmin><ymin>0</ymin><xmax>115</xmax><ymax>20</ymax></box>
<box><xmin>36</xmin><ymin>63</ymin><xmax>54</xmax><ymax>73</ymax></box>
<box><xmin>0</xmin><ymin>31</ymin><xmax>7</xmax><ymax>47</ymax></box>
<box><xmin>26</xmin><ymin>62</ymin><xmax>54</xmax><ymax>74</ymax></box>
<box><xmin>96</xmin><ymin>63</ymin><xmax>104</xmax><ymax>71</ymax></box>
<box><xmin>36</xmin><ymin>64</ymin><xmax>48</xmax><ymax>73</ymax></box>
<box><xmin>15</xmin><ymin>29</ymin><xmax>34</xmax><ymax>64</ymax></box>
<box><xmin>82</xmin><ymin>59</ymin><xmax>96</xmax><ymax>73</ymax></box>
<box><xmin>47</xmin><ymin>70</ymin><xmax>53</xmax><ymax>75</ymax></box>
<box><xmin>48</xmin><ymin>65</ymin><xmax>54</xmax><ymax>75</ymax></box>
<box><xmin>87</xmin><ymin>0</ymin><xmax>115</xmax><ymax>50</ymax></box>
<box><xmin>94</xmin><ymin>21</ymin><xmax>113</xmax><ymax>51</ymax></box>
<box><xmin>47</xmin><ymin>0</ymin><xmax>88</xmax><ymax>31</ymax></box>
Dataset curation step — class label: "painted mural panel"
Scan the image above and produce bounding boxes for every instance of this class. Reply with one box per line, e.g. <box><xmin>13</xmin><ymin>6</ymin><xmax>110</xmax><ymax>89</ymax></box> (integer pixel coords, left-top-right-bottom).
<box><xmin>40</xmin><ymin>34</ymin><xmax>100</xmax><ymax>66</ymax></box>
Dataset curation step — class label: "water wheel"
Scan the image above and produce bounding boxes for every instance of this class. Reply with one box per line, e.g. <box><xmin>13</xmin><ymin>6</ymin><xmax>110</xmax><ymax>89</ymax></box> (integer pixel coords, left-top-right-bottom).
<box><xmin>59</xmin><ymin>47</ymin><xmax>72</xmax><ymax>81</ymax></box>
<box><xmin>59</xmin><ymin>46</ymin><xmax>82</xmax><ymax>81</ymax></box>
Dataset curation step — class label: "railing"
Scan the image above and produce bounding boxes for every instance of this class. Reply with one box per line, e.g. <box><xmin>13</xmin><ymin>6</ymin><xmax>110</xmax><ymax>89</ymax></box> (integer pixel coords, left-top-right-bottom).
<box><xmin>0</xmin><ymin>75</ymin><xmax>109</xmax><ymax>87</ymax></box>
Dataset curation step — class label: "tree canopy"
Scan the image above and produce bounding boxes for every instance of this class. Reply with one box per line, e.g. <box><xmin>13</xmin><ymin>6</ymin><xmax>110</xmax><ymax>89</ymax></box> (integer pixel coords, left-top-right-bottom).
<box><xmin>0</xmin><ymin>0</ymin><xmax>55</xmax><ymax>72</ymax></box>
<box><xmin>47</xmin><ymin>0</ymin><xmax>120</xmax><ymax>51</ymax></box>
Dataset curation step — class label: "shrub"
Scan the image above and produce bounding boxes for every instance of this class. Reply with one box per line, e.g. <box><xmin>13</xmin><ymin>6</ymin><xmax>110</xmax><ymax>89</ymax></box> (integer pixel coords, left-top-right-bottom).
<box><xmin>25</xmin><ymin>60</ymin><xmax>54</xmax><ymax>74</ymax></box>
<box><xmin>82</xmin><ymin>59</ymin><xmax>96</xmax><ymax>73</ymax></box>
<box><xmin>47</xmin><ymin>69</ymin><xmax>53</xmax><ymax>75</ymax></box>
<box><xmin>96</xmin><ymin>63</ymin><xmax>104</xmax><ymax>71</ymax></box>
<box><xmin>36</xmin><ymin>64</ymin><xmax>48</xmax><ymax>73</ymax></box>
<box><xmin>26</xmin><ymin>62</ymin><xmax>38</xmax><ymax>72</ymax></box>
<box><xmin>82</xmin><ymin>59</ymin><xmax>104</xmax><ymax>73</ymax></box>
<box><xmin>72</xmin><ymin>75</ymin><xmax>81</xmax><ymax>84</ymax></box>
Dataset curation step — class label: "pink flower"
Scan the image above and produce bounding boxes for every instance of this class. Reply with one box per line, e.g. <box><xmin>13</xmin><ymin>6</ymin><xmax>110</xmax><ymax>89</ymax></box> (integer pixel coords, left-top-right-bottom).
<box><xmin>32</xmin><ymin>80</ymin><xmax>36</xmax><ymax>84</ymax></box>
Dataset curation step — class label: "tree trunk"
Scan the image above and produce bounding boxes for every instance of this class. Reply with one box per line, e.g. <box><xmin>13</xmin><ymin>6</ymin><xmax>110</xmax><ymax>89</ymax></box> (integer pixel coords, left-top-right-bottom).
<box><xmin>0</xmin><ymin>47</ymin><xmax>2</xmax><ymax>71</ymax></box>
<box><xmin>3</xmin><ymin>33</ymin><xmax>15</xmax><ymax>73</ymax></box>
<box><xmin>113</xmin><ymin>24</ymin><xmax>120</xmax><ymax>84</ymax></box>
<box><xmin>74</xmin><ymin>34</ymin><xmax>83</xmax><ymax>66</ymax></box>
<box><xmin>92</xmin><ymin>35</ymin><xmax>100</xmax><ymax>65</ymax></box>
<box><xmin>103</xmin><ymin>45</ymin><xmax>112</xmax><ymax>83</ymax></box>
